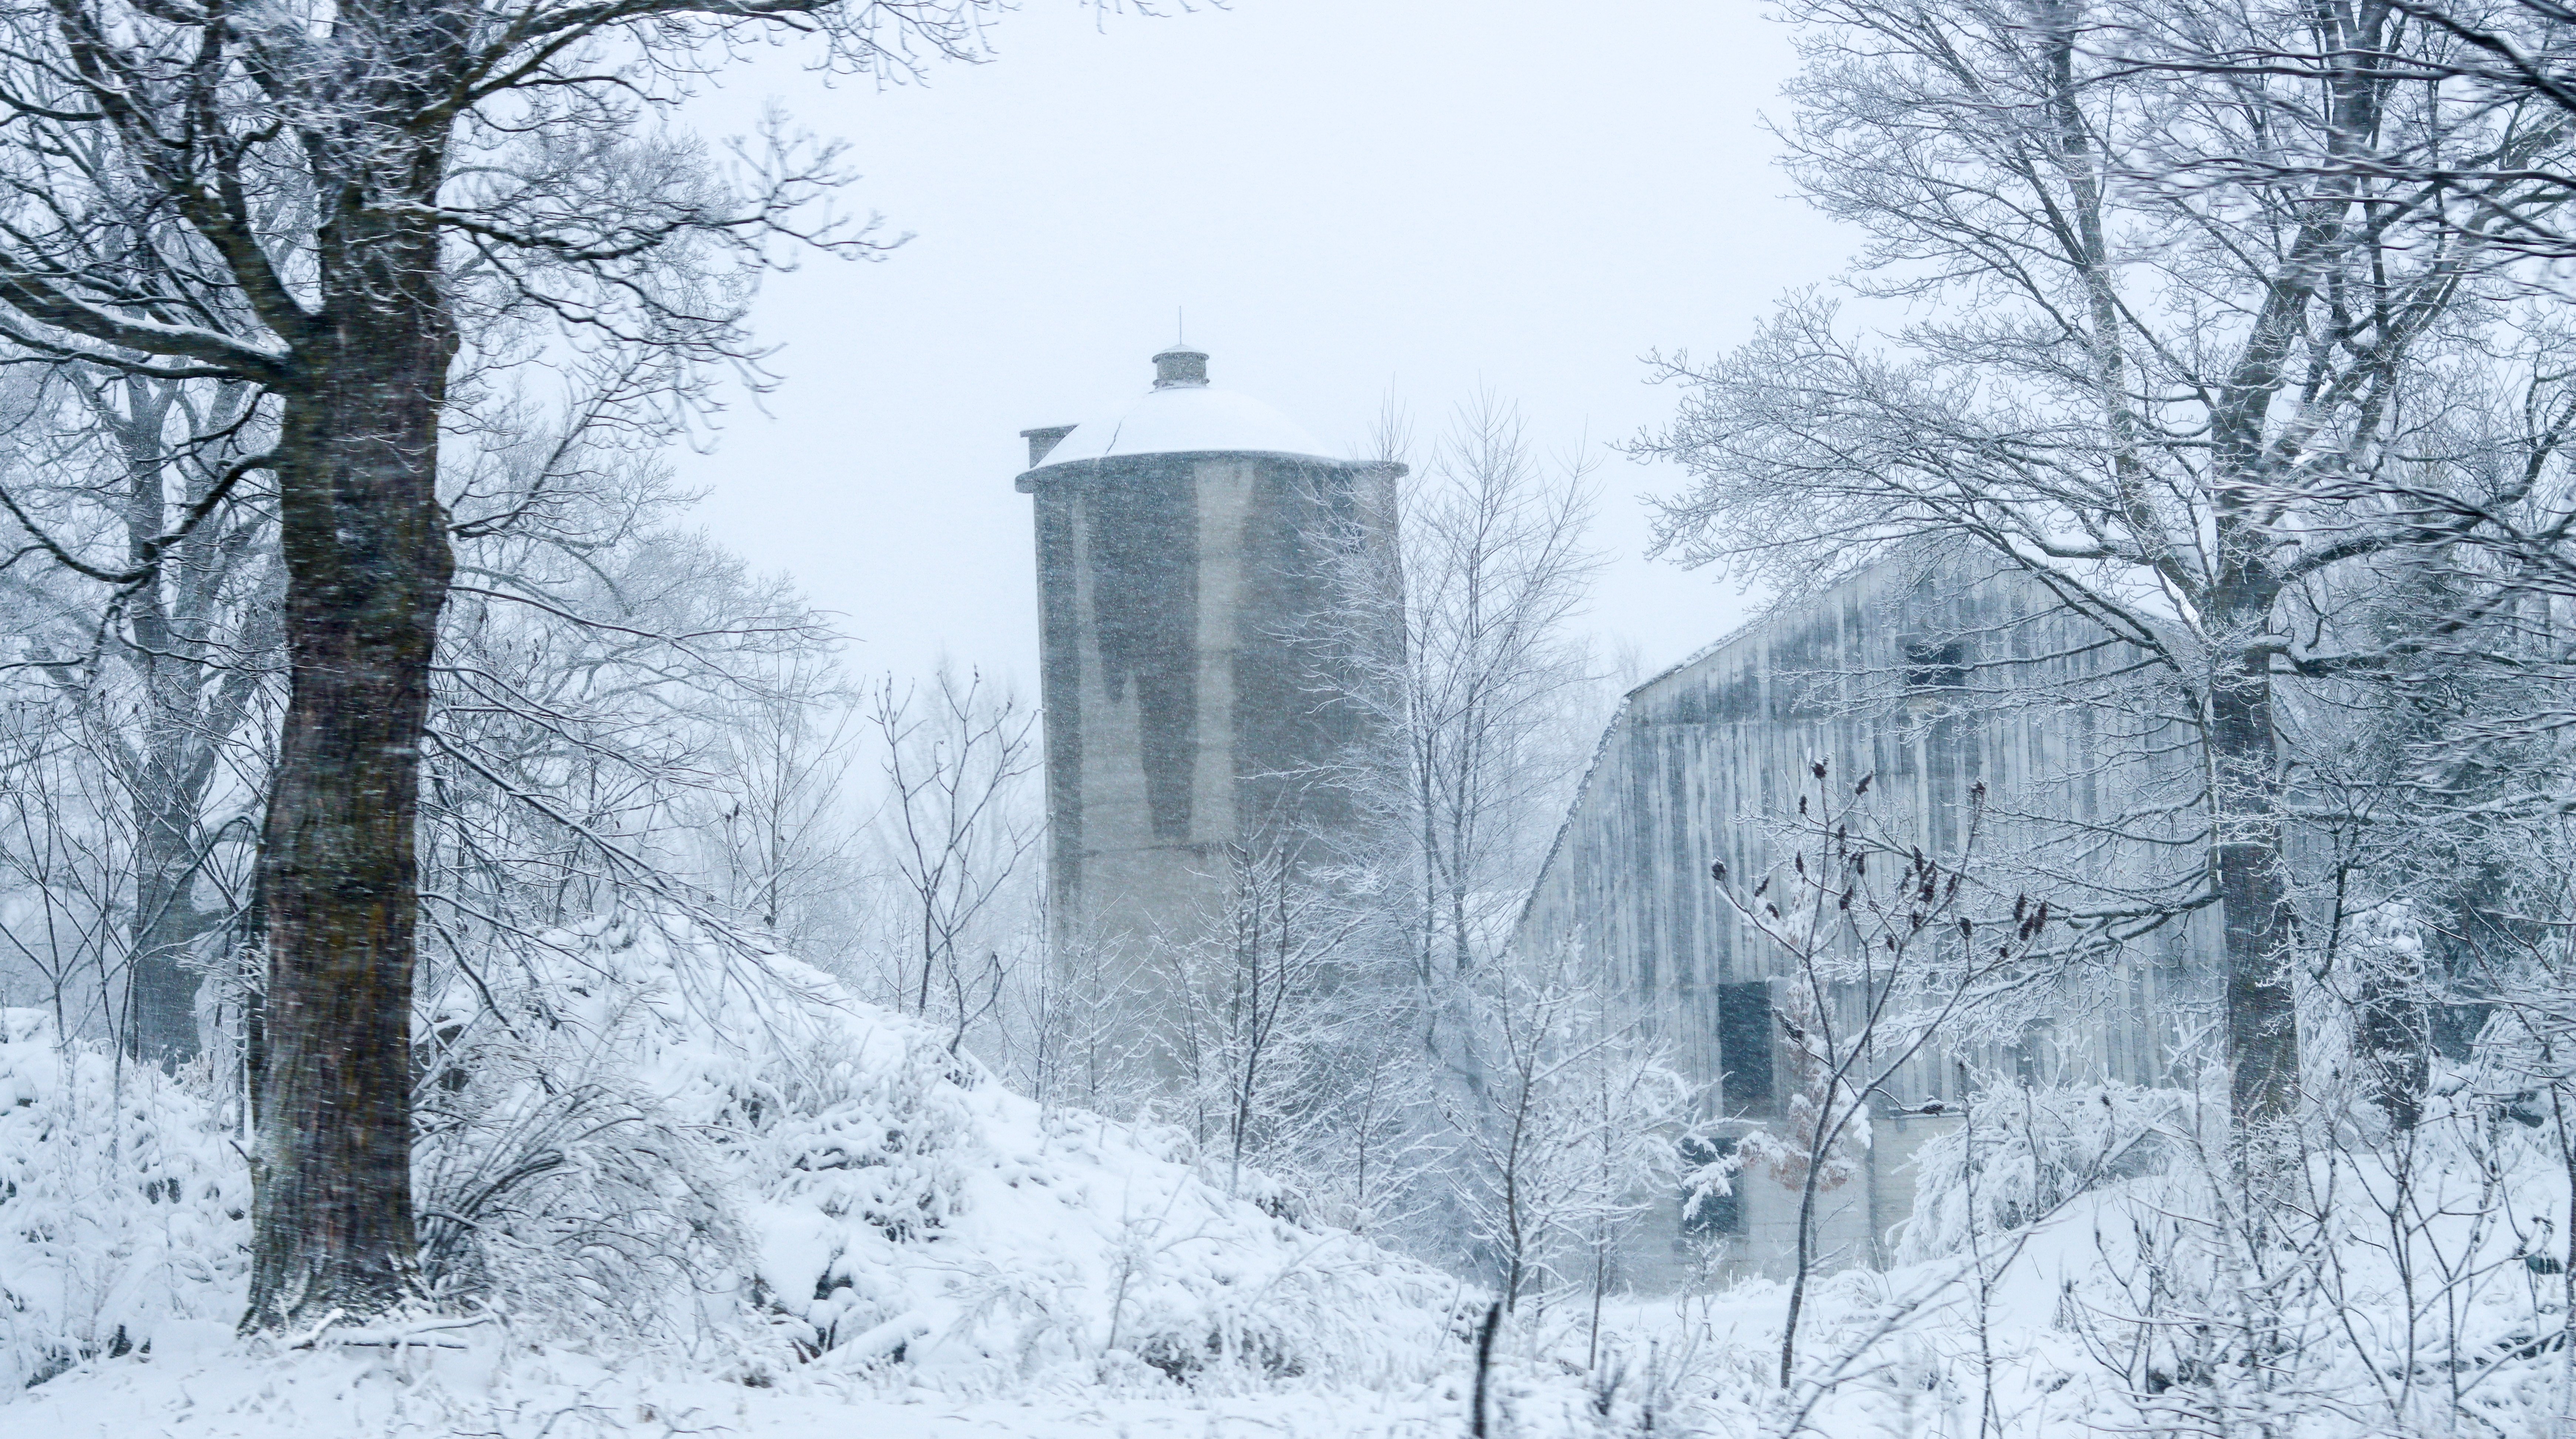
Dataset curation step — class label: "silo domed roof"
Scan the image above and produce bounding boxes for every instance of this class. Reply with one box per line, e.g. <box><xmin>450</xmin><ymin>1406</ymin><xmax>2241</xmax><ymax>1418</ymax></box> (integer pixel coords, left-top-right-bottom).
<box><xmin>1027</xmin><ymin>349</ymin><xmax>1332</xmax><ymax>470</ymax></box>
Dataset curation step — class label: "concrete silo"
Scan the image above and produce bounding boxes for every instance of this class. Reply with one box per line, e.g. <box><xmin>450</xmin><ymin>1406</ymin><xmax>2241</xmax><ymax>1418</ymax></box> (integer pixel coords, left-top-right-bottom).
<box><xmin>1016</xmin><ymin>345</ymin><xmax>1400</xmax><ymax>1048</ymax></box>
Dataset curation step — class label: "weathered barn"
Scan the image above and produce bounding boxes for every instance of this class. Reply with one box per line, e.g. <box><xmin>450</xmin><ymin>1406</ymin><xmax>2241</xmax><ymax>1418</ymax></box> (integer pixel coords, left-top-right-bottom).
<box><xmin>1517</xmin><ymin>549</ymin><xmax>2218</xmax><ymax>1282</ymax></box>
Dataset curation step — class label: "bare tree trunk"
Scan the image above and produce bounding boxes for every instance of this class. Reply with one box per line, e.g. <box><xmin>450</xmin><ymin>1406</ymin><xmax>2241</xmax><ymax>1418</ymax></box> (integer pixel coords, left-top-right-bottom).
<box><xmin>115</xmin><ymin>382</ymin><xmax>217</xmax><ymax>1067</ymax></box>
<box><xmin>127</xmin><ymin>772</ymin><xmax>207</xmax><ymax>1064</ymax></box>
<box><xmin>246</xmin><ymin>207</ymin><xmax>456</xmax><ymax>1329</ymax></box>
<box><xmin>2345</xmin><ymin>853</ymin><xmax>2431</xmax><ymax>1130</ymax></box>
<box><xmin>2210</xmin><ymin>659</ymin><xmax>2298</xmax><ymax>1135</ymax></box>
<box><xmin>1469</xmin><ymin>1299</ymin><xmax>1503</xmax><ymax>1438</ymax></box>
<box><xmin>1781</xmin><ymin>1147</ymin><xmax>1827</xmax><ymax>1388</ymax></box>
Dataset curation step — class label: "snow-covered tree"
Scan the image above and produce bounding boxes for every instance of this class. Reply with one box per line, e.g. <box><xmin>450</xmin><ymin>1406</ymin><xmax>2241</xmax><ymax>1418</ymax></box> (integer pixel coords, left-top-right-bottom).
<box><xmin>1637</xmin><ymin>0</ymin><xmax>2576</xmax><ymax>1145</ymax></box>
<box><xmin>0</xmin><ymin>0</ymin><xmax>1003</xmax><ymax>1326</ymax></box>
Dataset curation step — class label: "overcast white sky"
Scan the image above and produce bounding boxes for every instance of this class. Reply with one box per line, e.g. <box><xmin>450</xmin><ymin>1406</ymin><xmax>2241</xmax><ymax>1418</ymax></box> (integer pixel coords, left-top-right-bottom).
<box><xmin>671</xmin><ymin>0</ymin><xmax>1847</xmax><ymax>690</ymax></box>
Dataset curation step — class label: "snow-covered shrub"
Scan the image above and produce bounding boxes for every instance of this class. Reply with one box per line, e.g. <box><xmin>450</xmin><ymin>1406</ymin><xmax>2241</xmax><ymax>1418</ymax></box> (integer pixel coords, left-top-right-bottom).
<box><xmin>413</xmin><ymin>935</ymin><xmax>745</xmax><ymax>1347</ymax></box>
<box><xmin>0</xmin><ymin>1008</ymin><xmax>248</xmax><ymax>1389</ymax></box>
<box><xmin>416</xmin><ymin>911</ymin><xmax>1462</xmax><ymax>1385</ymax></box>
<box><xmin>1731</xmin><ymin>981</ymin><xmax>1869</xmax><ymax>1198</ymax></box>
<box><xmin>1896</xmin><ymin>1079</ymin><xmax>2177</xmax><ymax>1262</ymax></box>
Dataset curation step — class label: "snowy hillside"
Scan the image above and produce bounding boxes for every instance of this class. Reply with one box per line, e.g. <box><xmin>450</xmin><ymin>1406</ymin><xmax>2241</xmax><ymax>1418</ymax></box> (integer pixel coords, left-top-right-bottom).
<box><xmin>3</xmin><ymin>915</ymin><xmax>1466</xmax><ymax>1415</ymax></box>
<box><xmin>17</xmin><ymin>963</ymin><xmax>2576</xmax><ymax>1439</ymax></box>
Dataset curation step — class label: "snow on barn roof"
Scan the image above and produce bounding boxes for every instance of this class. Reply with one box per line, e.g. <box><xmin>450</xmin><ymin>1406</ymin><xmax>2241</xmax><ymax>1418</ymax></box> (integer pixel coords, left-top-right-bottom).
<box><xmin>1025</xmin><ymin>346</ymin><xmax>1335</xmax><ymax>471</ymax></box>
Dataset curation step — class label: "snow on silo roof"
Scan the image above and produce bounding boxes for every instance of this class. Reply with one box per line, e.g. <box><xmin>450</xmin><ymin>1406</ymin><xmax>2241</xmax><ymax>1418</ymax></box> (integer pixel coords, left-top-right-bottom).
<box><xmin>1026</xmin><ymin>349</ymin><xmax>1334</xmax><ymax>470</ymax></box>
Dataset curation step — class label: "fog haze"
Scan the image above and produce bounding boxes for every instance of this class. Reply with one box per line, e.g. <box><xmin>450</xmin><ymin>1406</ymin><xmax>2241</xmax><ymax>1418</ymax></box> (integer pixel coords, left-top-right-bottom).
<box><xmin>673</xmin><ymin>0</ymin><xmax>1844</xmax><ymax>687</ymax></box>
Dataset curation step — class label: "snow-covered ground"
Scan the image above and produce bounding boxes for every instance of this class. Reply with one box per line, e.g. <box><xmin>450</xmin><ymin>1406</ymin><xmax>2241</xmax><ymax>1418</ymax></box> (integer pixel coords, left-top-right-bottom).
<box><xmin>0</xmin><ymin>917</ymin><xmax>1486</xmax><ymax>1433</ymax></box>
<box><xmin>10</xmin><ymin>1293</ymin><xmax>1720</xmax><ymax>1438</ymax></box>
<box><xmin>13</xmin><ymin>920</ymin><xmax>2576</xmax><ymax>1436</ymax></box>
<box><xmin>12</xmin><ymin>1329</ymin><xmax>1494</xmax><ymax>1439</ymax></box>
<box><xmin>18</xmin><ymin>1174</ymin><xmax>2576</xmax><ymax>1437</ymax></box>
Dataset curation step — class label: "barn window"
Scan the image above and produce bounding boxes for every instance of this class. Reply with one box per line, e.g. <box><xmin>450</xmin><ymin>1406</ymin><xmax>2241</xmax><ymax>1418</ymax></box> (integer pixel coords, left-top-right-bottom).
<box><xmin>1718</xmin><ymin>981</ymin><xmax>1775</xmax><ymax>1113</ymax></box>
<box><xmin>1901</xmin><ymin>633</ymin><xmax>1969</xmax><ymax>693</ymax></box>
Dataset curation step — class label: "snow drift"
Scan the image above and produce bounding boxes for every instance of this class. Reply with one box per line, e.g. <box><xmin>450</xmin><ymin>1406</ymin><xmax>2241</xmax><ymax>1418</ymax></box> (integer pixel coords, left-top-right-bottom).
<box><xmin>3</xmin><ymin>914</ymin><xmax>1458</xmax><ymax>1392</ymax></box>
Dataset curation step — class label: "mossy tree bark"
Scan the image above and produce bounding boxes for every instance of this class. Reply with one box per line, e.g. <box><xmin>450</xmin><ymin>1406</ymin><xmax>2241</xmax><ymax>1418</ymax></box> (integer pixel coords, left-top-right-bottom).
<box><xmin>243</xmin><ymin>164</ymin><xmax>457</xmax><ymax>1331</ymax></box>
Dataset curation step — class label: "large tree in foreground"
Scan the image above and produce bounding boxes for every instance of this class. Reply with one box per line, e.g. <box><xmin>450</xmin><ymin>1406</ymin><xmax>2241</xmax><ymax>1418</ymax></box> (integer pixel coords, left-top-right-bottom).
<box><xmin>1639</xmin><ymin>0</ymin><xmax>2571</xmax><ymax>1141</ymax></box>
<box><xmin>0</xmin><ymin>0</ymin><xmax>994</xmax><ymax>1329</ymax></box>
